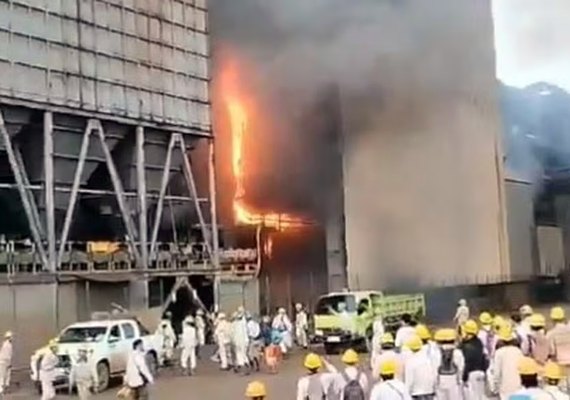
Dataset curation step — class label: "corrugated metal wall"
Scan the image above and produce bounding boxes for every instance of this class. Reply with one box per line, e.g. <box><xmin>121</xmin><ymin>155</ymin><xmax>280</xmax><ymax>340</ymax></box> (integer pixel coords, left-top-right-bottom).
<box><xmin>0</xmin><ymin>0</ymin><xmax>210</xmax><ymax>133</ymax></box>
<box><xmin>341</xmin><ymin>0</ymin><xmax>508</xmax><ymax>289</ymax></box>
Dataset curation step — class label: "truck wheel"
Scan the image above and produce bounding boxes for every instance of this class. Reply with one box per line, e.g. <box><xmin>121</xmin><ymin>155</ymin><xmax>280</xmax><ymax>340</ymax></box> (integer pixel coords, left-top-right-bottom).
<box><xmin>324</xmin><ymin>343</ymin><xmax>337</xmax><ymax>355</ymax></box>
<box><xmin>96</xmin><ymin>361</ymin><xmax>110</xmax><ymax>392</ymax></box>
<box><xmin>146</xmin><ymin>351</ymin><xmax>158</xmax><ymax>375</ymax></box>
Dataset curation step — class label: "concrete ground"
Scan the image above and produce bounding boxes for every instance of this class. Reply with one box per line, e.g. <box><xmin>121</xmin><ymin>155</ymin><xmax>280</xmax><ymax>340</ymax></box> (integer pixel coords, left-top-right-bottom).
<box><xmin>6</xmin><ymin>347</ymin><xmax>357</xmax><ymax>400</ymax></box>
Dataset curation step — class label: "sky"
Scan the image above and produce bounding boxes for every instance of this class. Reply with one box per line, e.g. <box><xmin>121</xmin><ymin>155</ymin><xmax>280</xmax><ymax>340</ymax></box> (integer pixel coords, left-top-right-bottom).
<box><xmin>492</xmin><ymin>0</ymin><xmax>570</xmax><ymax>91</ymax></box>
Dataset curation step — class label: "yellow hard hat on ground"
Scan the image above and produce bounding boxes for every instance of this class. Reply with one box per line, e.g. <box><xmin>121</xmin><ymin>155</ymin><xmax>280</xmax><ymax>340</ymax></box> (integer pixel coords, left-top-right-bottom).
<box><xmin>380</xmin><ymin>332</ymin><xmax>395</xmax><ymax>345</ymax></box>
<box><xmin>551</xmin><ymin>307</ymin><xmax>565</xmax><ymax>321</ymax></box>
<box><xmin>406</xmin><ymin>335</ymin><xmax>423</xmax><ymax>352</ymax></box>
<box><xmin>304</xmin><ymin>353</ymin><xmax>322</xmax><ymax>370</ymax></box>
<box><xmin>529</xmin><ymin>313</ymin><xmax>546</xmax><ymax>328</ymax></box>
<box><xmin>245</xmin><ymin>381</ymin><xmax>267</xmax><ymax>398</ymax></box>
<box><xmin>380</xmin><ymin>359</ymin><xmax>397</xmax><ymax>376</ymax></box>
<box><xmin>544</xmin><ymin>362</ymin><xmax>562</xmax><ymax>380</ymax></box>
<box><xmin>415</xmin><ymin>324</ymin><xmax>431</xmax><ymax>340</ymax></box>
<box><xmin>434</xmin><ymin>329</ymin><xmax>456</xmax><ymax>343</ymax></box>
<box><xmin>479</xmin><ymin>312</ymin><xmax>493</xmax><ymax>325</ymax></box>
<box><xmin>463</xmin><ymin>320</ymin><xmax>478</xmax><ymax>335</ymax></box>
<box><xmin>518</xmin><ymin>357</ymin><xmax>539</xmax><ymax>375</ymax></box>
<box><xmin>341</xmin><ymin>349</ymin><xmax>359</xmax><ymax>365</ymax></box>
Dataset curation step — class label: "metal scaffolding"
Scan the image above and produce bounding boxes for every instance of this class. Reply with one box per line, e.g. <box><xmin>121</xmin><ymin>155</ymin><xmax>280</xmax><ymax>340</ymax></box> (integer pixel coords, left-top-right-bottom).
<box><xmin>0</xmin><ymin>110</ymin><xmax>221</xmax><ymax>309</ymax></box>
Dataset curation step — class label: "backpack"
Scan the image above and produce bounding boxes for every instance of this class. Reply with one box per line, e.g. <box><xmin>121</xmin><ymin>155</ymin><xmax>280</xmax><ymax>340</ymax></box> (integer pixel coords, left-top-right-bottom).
<box><xmin>438</xmin><ymin>348</ymin><xmax>458</xmax><ymax>376</ymax></box>
<box><xmin>341</xmin><ymin>371</ymin><xmax>365</xmax><ymax>400</ymax></box>
<box><xmin>305</xmin><ymin>375</ymin><xmax>326</xmax><ymax>400</ymax></box>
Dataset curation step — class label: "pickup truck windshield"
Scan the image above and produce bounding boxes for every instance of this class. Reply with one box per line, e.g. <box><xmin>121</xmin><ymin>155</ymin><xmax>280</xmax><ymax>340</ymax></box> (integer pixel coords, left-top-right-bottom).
<box><xmin>315</xmin><ymin>295</ymin><xmax>356</xmax><ymax>315</ymax></box>
<box><xmin>59</xmin><ymin>327</ymin><xmax>107</xmax><ymax>343</ymax></box>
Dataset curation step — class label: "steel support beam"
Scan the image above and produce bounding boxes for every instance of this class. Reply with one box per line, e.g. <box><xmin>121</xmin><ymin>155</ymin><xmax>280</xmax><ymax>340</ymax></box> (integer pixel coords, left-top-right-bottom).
<box><xmin>57</xmin><ymin>119</ymin><xmax>95</xmax><ymax>267</ymax></box>
<box><xmin>0</xmin><ymin>111</ymin><xmax>48</xmax><ymax>267</ymax></box>
<box><xmin>94</xmin><ymin>121</ymin><xmax>142</xmax><ymax>265</ymax></box>
<box><xmin>208</xmin><ymin>139</ymin><xmax>221</xmax><ymax>307</ymax></box>
<box><xmin>136</xmin><ymin>126</ymin><xmax>148</xmax><ymax>268</ymax></box>
<box><xmin>149</xmin><ymin>134</ymin><xmax>176</xmax><ymax>260</ymax></box>
<box><xmin>43</xmin><ymin>112</ymin><xmax>56</xmax><ymax>272</ymax></box>
<box><xmin>14</xmin><ymin>146</ymin><xmax>45</xmax><ymax>239</ymax></box>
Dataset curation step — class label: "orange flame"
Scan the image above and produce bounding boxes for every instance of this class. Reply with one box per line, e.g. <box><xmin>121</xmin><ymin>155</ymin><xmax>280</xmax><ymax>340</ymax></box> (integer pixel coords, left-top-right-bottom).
<box><xmin>222</xmin><ymin>60</ymin><xmax>308</xmax><ymax>231</ymax></box>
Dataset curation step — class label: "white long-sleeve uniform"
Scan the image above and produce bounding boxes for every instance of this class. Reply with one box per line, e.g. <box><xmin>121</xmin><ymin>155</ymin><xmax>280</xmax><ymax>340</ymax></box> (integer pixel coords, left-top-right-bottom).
<box><xmin>544</xmin><ymin>385</ymin><xmax>570</xmax><ymax>400</ymax></box>
<box><xmin>493</xmin><ymin>344</ymin><xmax>523</xmax><ymax>400</ymax></box>
<box><xmin>180</xmin><ymin>324</ymin><xmax>197</xmax><ymax>372</ymax></box>
<box><xmin>232</xmin><ymin>316</ymin><xmax>249</xmax><ymax>367</ymax></box>
<box><xmin>69</xmin><ymin>359</ymin><xmax>97</xmax><ymax>399</ymax></box>
<box><xmin>39</xmin><ymin>351</ymin><xmax>59</xmax><ymax>400</ymax></box>
<box><xmin>395</xmin><ymin>326</ymin><xmax>416</xmax><ymax>349</ymax></box>
<box><xmin>330</xmin><ymin>366</ymin><xmax>369</xmax><ymax>399</ymax></box>
<box><xmin>0</xmin><ymin>339</ymin><xmax>12</xmax><ymax>393</ymax></box>
<box><xmin>195</xmin><ymin>315</ymin><xmax>206</xmax><ymax>347</ymax></box>
<box><xmin>433</xmin><ymin>347</ymin><xmax>465</xmax><ymax>400</ymax></box>
<box><xmin>372</xmin><ymin>350</ymin><xmax>403</xmax><ymax>382</ymax></box>
<box><xmin>214</xmin><ymin>319</ymin><xmax>232</xmax><ymax>369</ymax></box>
<box><xmin>404</xmin><ymin>351</ymin><xmax>437</xmax><ymax>397</ymax></box>
<box><xmin>295</xmin><ymin>311</ymin><xmax>309</xmax><ymax>348</ymax></box>
<box><xmin>124</xmin><ymin>350</ymin><xmax>153</xmax><ymax>388</ymax></box>
<box><xmin>296</xmin><ymin>373</ymin><xmax>336</xmax><ymax>400</ymax></box>
<box><xmin>369</xmin><ymin>379</ymin><xmax>412</xmax><ymax>400</ymax></box>
<box><xmin>154</xmin><ymin>320</ymin><xmax>176</xmax><ymax>365</ymax></box>
<box><xmin>272</xmin><ymin>313</ymin><xmax>293</xmax><ymax>353</ymax></box>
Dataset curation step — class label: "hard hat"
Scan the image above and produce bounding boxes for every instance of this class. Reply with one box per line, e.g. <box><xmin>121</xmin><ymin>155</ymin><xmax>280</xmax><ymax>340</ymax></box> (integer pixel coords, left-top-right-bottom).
<box><xmin>379</xmin><ymin>359</ymin><xmax>397</xmax><ymax>376</ymax></box>
<box><xmin>278</xmin><ymin>307</ymin><xmax>286</xmax><ymax>314</ymax></box>
<box><xmin>479</xmin><ymin>312</ymin><xmax>493</xmax><ymax>325</ymax></box>
<box><xmin>295</xmin><ymin>303</ymin><xmax>303</xmax><ymax>310</ymax></box>
<box><xmin>415</xmin><ymin>324</ymin><xmax>431</xmax><ymax>340</ymax></box>
<box><xmin>529</xmin><ymin>313</ymin><xmax>545</xmax><ymax>328</ymax></box>
<box><xmin>380</xmin><ymin>332</ymin><xmax>395</xmax><ymax>345</ymax></box>
<box><xmin>551</xmin><ymin>307</ymin><xmax>565</xmax><ymax>321</ymax></box>
<box><xmin>304</xmin><ymin>353</ymin><xmax>322</xmax><ymax>370</ymax></box>
<box><xmin>48</xmin><ymin>339</ymin><xmax>58</xmax><ymax>348</ymax></box>
<box><xmin>493</xmin><ymin>315</ymin><xmax>505</xmax><ymax>328</ymax></box>
<box><xmin>341</xmin><ymin>349</ymin><xmax>359</xmax><ymax>365</ymax></box>
<box><xmin>498</xmin><ymin>326</ymin><xmax>514</xmax><ymax>342</ymax></box>
<box><xmin>218</xmin><ymin>312</ymin><xmax>226</xmax><ymax>319</ymax></box>
<box><xmin>520</xmin><ymin>305</ymin><xmax>533</xmax><ymax>316</ymax></box>
<box><xmin>196</xmin><ymin>309</ymin><xmax>204</xmax><ymax>316</ymax></box>
<box><xmin>518</xmin><ymin>357</ymin><xmax>539</xmax><ymax>375</ymax></box>
<box><xmin>458</xmin><ymin>299</ymin><xmax>467</xmax><ymax>306</ymax></box>
<box><xmin>4</xmin><ymin>331</ymin><xmax>12</xmax><ymax>339</ymax></box>
<box><xmin>406</xmin><ymin>335</ymin><xmax>423</xmax><ymax>352</ymax></box>
<box><xmin>245</xmin><ymin>380</ymin><xmax>267</xmax><ymax>398</ymax></box>
<box><xmin>544</xmin><ymin>361</ymin><xmax>562</xmax><ymax>380</ymax></box>
<box><xmin>237</xmin><ymin>306</ymin><xmax>245</xmax><ymax>313</ymax></box>
<box><xmin>463</xmin><ymin>320</ymin><xmax>478</xmax><ymax>335</ymax></box>
<box><xmin>185</xmin><ymin>316</ymin><xmax>194</xmax><ymax>324</ymax></box>
<box><xmin>434</xmin><ymin>329</ymin><xmax>456</xmax><ymax>343</ymax></box>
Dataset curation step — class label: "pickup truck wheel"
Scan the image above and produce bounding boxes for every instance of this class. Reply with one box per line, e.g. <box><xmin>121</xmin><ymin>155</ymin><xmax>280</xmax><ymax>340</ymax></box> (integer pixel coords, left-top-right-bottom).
<box><xmin>96</xmin><ymin>361</ymin><xmax>110</xmax><ymax>392</ymax></box>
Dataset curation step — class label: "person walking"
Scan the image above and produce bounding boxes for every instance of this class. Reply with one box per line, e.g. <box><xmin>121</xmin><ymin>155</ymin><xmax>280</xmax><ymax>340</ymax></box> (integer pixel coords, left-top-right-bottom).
<box><xmin>214</xmin><ymin>313</ymin><xmax>232</xmax><ymax>371</ymax></box>
<box><xmin>547</xmin><ymin>307</ymin><xmax>570</xmax><ymax>390</ymax></box>
<box><xmin>295</xmin><ymin>303</ymin><xmax>309</xmax><ymax>349</ymax></box>
<box><xmin>327</xmin><ymin>349</ymin><xmax>368</xmax><ymax>400</ymax></box>
<box><xmin>154</xmin><ymin>313</ymin><xmax>176</xmax><ymax>367</ymax></box>
<box><xmin>233</xmin><ymin>307</ymin><xmax>250</xmax><ymax>374</ymax></box>
<box><xmin>195</xmin><ymin>309</ymin><xmax>206</xmax><ymax>359</ymax></box>
<box><xmin>396</xmin><ymin>314</ymin><xmax>417</xmax><ymax>350</ymax></box>
<box><xmin>460</xmin><ymin>320</ymin><xmax>489</xmax><ymax>400</ymax></box>
<box><xmin>124</xmin><ymin>339</ymin><xmax>153</xmax><ymax>400</ymax></box>
<box><xmin>543</xmin><ymin>361</ymin><xmax>570</xmax><ymax>400</ymax></box>
<box><xmin>493</xmin><ymin>327</ymin><xmax>524</xmax><ymax>400</ymax></box>
<box><xmin>369</xmin><ymin>359</ymin><xmax>412</xmax><ymax>400</ymax></box>
<box><xmin>0</xmin><ymin>331</ymin><xmax>13</xmax><ymax>395</ymax></box>
<box><xmin>478</xmin><ymin>312</ymin><xmax>497</xmax><ymax>359</ymax></box>
<box><xmin>180</xmin><ymin>316</ymin><xmax>198</xmax><ymax>376</ymax></box>
<box><xmin>524</xmin><ymin>314</ymin><xmax>549</xmax><ymax>365</ymax></box>
<box><xmin>246</xmin><ymin>313</ymin><xmax>262</xmax><ymax>372</ymax></box>
<box><xmin>371</xmin><ymin>333</ymin><xmax>403</xmax><ymax>381</ymax></box>
<box><xmin>245</xmin><ymin>380</ymin><xmax>267</xmax><ymax>400</ymax></box>
<box><xmin>404</xmin><ymin>335</ymin><xmax>437</xmax><ymax>400</ymax></box>
<box><xmin>296</xmin><ymin>353</ymin><xmax>335</xmax><ymax>400</ymax></box>
<box><xmin>510</xmin><ymin>357</ymin><xmax>549</xmax><ymax>399</ymax></box>
<box><xmin>272</xmin><ymin>308</ymin><xmax>293</xmax><ymax>355</ymax></box>
<box><xmin>433</xmin><ymin>328</ymin><xmax>465</xmax><ymax>400</ymax></box>
<box><xmin>69</xmin><ymin>347</ymin><xmax>98</xmax><ymax>399</ymax></box>
<box><xmin>39</xmin><ymin>339</ymin><xmax>59</xmax><ymax>400</ymax></box>
<box><xmin>454</xmin><ymin>299</ymin><xmax>470</xmax><ymax>333</ymax></box>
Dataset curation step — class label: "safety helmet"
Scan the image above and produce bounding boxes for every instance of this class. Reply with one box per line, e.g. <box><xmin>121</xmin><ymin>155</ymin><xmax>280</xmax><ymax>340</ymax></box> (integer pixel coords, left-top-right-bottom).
<box><xmin>479</xmin><ymin>312</ymin><xmax>493</xmax><ymax>325</ymax></box>
<box><xmin>493</xmin><ymin>315</ymin><xmax>506</xmax><ymax>330</ymax></box>
<box><xmin>406</xmin><ymin>335</ymin><xmax>423</xmax><ymax>352</ymax></box>
<box><xmin>48</xmin><ymin>338</ymin><xmax>58</xmax><ymax>348</ymax></box>
<box><xmin>341</xmin><ymin>349</ymin><xmax>359</xmax><ymax>365</ymax></box>
<box><xmin>458</xmin><ymin>299</ymin><xmax>467</xmax><ymax>306</ymax></box>
<box><xmin>463</xmin><ymin>320</ymin><xmax>478</xmax><ymax>335</ymax></box>
<box><xmin>295</xmin><ymin>303</ymin><xmax>303</xmax><ymax>310</ymax></box>
<box><xmin>278</xmin><ymin>307</ymin><xmax>286</xmax><ymax>314</ymax></box>
<box><xmin>550</xmin><ymin>306</ymin><xmax>565</xmax><ymax>321</ymax></box>
<box><xmin>4</xmin><ymin>331</ymin><xmax>12</xmax><ymax>339</ymax></box>
<box><xmin>518</xmin><ymin>357</ymin><xmax>539</xmax><ymax>376</ymax></box>
<box><xmin>185</xmin><ymin>316</ymin><xmax>195</xmax><ymax>324</ymax></box>
<box><xmin>245</xmin><ymin>380</ymin><xmax>267</xmax><ymax>398</ymax></box>
<box><xmin>380</xmin><ymin>332</ymin><xmax>395</xmax><ymax>345</ymax></box>
<box><xmin>544</xmin><ymin>361</ymin><xmax>562</xmax><ymax>380</ymax></box>
<box><xmin>304</xmin><ymin>353</ymin><xmax>322</xmax><ymax>370</ymax></box>
<box><xmin>529</xmin><ymin>313</ymin><xmax>545</xmax><ymax>328</ymax></box>
<box><xmin>218</xmin><ymin>312</ymin><xmax>226</xmax><ymax>320</ymax></box>
<box><xmin>415</xmin><ymin>324</ymin><xmax>431</xmax><ymax>340</ymax></box>
<box><xmin>434</xmin><ymin>329</ymin><xmax>456</xmax><ymax>343</ymax></box>
<box><xmin>519</xmin><ymin>305</ymin><xmax>533</xmax><ymax>317</ymax></box>
<box><xmin>237</xmin><ymin>306</ymin><xmax>245</xmax><ymax>314</ymax></box>
<box><xmin>196</xmin><ymin>309</ymin><xmax>204</xmax><ymax>316</ymax></box>
<box><xmin>498</xmin><ymin>326</ymin><xmax>514</xmax><ymax>342</ymax></box>
<box><xmin>379</xmin><ymin>359</ymin><xmax>397</xmax><ymax>376</ymax></box>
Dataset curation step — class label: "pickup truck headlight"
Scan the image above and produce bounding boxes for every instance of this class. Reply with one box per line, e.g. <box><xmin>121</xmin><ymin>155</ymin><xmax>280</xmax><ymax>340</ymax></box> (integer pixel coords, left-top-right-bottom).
<box><xmin>315</xmin><ymin>329</ymin><xmax>324</xmax><ymax>336</ymax></box>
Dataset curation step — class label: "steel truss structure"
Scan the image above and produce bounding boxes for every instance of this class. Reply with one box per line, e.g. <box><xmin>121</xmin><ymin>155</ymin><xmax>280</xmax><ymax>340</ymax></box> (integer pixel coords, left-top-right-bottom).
<box><xmin>0</xmin><ymin>110</ymin><xmax>221</xmax><ymax>279</ymax></box>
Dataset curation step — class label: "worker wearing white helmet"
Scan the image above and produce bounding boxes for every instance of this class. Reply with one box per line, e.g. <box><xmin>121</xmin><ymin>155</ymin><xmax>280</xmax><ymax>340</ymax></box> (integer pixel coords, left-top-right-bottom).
<box><xmin>294</xmin><ymin>303</ymin><xmax>309</xmax><ymax>349</ymax></box>
<box><xmin>454</xmin><ymin>299</ymin><xmax>470</xmax><ymax>331</ymax></box>
<box><xmin>214</xmin><ymin>312</ymin><xmax>232</xmax><ymax>370</ymax></box>
<box><xmin>195</xmin><ymin>309</ymin><xmax>206</xmax><ymax>357</ymax></box>
<box><xmin>39</xmin><ymin>339</ymin><xmax>60</xmax><ymax>400</ymax></box>
<box><xmin>232</xmin><ymin>307</ymin><xmax>250</xmax><ymax>373</ymax></box>
<box><xmin>272</xmin><ymin>307</ymin><xmax>292</xmax><ymax>354</ymax></box>
<box><xmin>69</xmin><ymin>347</ymin><xmax>98</xmax><ymax>399</ymax></box>
<box><xmin>154</xmin><ymin>312</ymin><xmax>176</xmax><ymax>367</ymax></box>
<box><xmin>0</xmin><ymin>331</ymin><xmax>13</xmax><ymax>394</ymax></box>
<box><xmin>180</xmin><ymin>316</ymin><xmax>198</xmax><ymax>375</ymax></box>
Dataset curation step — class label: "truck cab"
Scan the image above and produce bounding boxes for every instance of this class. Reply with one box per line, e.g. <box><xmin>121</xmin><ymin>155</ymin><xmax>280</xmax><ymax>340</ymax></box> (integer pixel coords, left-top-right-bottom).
<box><xmin>31</xmin><ymin>317</ymin><xmax>158</xmax><ymax>393</ymax></box>
<box><xmin>313</xmin><ymin>290</ymin><xmax>425</xmax><ymax>354</ymax></box>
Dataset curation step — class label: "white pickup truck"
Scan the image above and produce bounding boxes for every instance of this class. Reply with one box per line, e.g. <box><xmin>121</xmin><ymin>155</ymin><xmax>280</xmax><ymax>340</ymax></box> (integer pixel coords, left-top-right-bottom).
<box><xmin>30</xmin><ymin>318</ymin><xmax>158</xmax><ymax>393</ymax></box>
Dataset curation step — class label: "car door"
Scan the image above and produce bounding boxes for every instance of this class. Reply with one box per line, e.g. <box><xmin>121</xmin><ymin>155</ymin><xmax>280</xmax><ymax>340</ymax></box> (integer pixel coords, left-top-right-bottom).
<box><xmin>107</xmin><ymin>325</ymin><xmax>124</xmax><ymax>373</ymax></box>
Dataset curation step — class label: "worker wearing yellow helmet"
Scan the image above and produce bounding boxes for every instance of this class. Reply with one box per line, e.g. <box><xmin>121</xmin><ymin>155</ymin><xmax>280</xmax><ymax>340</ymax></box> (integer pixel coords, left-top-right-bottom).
<box><xmin>477</xmin><ymin>312</ymin><xmax>497</xmax><ymax>358</ymax></box>
<box><xmin>326</xmin><ymin>349</ymin><xmax>369</xmax><ymax>398</ymax></box>
<box><xmin>522</xmin><ymin>314</ymin><xmax>549</xmax><ymax>364</ymax></box>
<box><xmin>433</xmin><ymin>329</ymin><xmax>464</xmax><ymax>400</ymax></box>
<box><xmin>371</xmin><ymin>333</ymin><xmax>403</xmax><ymax>382</ymax></box>
<box><xmin>245</xmin><ymin>380</ymin><xmax>267</xmax><ymax>400</ymax></box>
<box><xmin>296</xmin><ymin>353</ymin><xmax>335</xmax><ymax>400</ymax></box>
<box><xmin>369</xmin><ymin>359</ymin><xmax>412</xmax><ymax>400</ymax></box>
<box><xmin>492</xmin><ymin>326</ymin><xmax>524</xmax><ymax>399</ymax></box>
<box><xmin>511</xmin><ymin>357</ymin><xmax>550</xmax><ymax>399</ymax></box>
<box><xmin>459</xmin><ymin>320</ymin><xmax>489</xmax><ymax>400</ymax></box>
<box><xmin>403</xmin><ymin>335</ymin><xmax>437</xmax><ymax>399</ymax></box>
<box><xmin>542</xmin><ymin>362</ymin><xmax>569</xmax><ymax>400</ymax></box>
<box><xmin>547</xmin><ymin>306</ymin><xmax>570</xmax><ymax>374</ymax></box>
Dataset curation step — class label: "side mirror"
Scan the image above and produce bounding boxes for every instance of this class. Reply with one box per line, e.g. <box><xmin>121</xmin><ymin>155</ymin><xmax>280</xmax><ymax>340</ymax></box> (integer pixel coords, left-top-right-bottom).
<box><xmin>108</xmin><ymin>336</ymin><xmax>119</xmax><ymax>343</ymax></box>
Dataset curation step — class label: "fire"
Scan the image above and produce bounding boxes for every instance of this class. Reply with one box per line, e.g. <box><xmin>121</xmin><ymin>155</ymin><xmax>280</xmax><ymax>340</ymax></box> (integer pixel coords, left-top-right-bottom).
<box><xmin>222</xmin><ymin>59</ymin><xmax>308</xmax><ymax>231</ymax></box>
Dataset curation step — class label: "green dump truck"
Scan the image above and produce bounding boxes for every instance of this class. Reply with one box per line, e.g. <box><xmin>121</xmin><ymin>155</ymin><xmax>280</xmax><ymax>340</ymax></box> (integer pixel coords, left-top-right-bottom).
<box><xmin>313</xmin><ymin>290</ymin><xmax>425</xmax><ymax>354</ymax></box>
